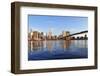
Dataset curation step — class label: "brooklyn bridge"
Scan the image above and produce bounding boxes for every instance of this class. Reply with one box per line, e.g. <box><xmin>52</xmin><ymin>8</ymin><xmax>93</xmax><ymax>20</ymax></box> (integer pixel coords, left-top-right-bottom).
<box><xmin>59</xmin><ymin>30</ymin><xmax>88</xmax><ymax>40</ymax></box>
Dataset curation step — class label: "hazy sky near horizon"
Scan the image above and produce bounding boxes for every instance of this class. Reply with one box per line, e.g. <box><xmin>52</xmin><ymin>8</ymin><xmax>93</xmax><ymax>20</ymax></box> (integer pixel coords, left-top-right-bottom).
<box><xmin>28</xmin><ymin>15</ymin><xmax>88</xmax><ymax>35</ymax></box>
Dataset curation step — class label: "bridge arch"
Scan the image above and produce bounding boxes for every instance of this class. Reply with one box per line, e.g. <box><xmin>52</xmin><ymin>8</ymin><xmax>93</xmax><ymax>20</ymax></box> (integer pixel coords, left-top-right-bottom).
<box><xmin>70</xmin><ymin>31</ymin><xmax>88</xmax><ymax>40</ymax></box>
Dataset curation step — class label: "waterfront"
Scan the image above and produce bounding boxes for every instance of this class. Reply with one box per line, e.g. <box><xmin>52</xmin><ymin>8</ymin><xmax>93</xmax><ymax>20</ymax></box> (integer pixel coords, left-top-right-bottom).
<box><xmin>28</xmin><ymin>40</ymin><xmax>88</xmax><ymax>60</ymax></box>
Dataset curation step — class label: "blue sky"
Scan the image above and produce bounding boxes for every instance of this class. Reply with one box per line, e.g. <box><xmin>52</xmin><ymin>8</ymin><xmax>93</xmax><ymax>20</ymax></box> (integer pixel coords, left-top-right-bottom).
<box><xmin>28</xmin><ymin>15</ymin><xmax>88</xmax><ymax>35</ymax></box>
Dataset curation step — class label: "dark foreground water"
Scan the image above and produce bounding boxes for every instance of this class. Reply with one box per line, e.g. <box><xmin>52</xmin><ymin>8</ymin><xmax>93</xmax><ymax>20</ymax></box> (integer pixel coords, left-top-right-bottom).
<box><xmin>28</xmin><ymin>40</ymin><xmax>88</xmax><ymax>60</ymax></box>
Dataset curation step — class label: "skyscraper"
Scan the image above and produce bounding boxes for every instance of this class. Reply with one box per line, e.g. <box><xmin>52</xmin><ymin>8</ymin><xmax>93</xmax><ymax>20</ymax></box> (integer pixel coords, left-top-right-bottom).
<box><xmin>48</xmin><ymin>28</ymin><xmax>52</xmax><ymax>40</ymax></box>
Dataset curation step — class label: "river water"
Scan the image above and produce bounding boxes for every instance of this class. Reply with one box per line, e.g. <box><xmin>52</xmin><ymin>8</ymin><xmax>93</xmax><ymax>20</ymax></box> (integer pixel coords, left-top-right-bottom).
<box><xmin>28</xmin><ymin>40</ymin><xmax>88</xmax><ymax>60</ymax></box>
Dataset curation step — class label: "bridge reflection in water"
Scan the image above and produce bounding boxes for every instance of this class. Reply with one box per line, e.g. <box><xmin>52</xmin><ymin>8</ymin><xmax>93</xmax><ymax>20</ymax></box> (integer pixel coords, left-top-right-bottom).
<box><xmin>28</xmin><ymin>40</ymin><xmax>88</xmax><ymax>60</ymax></box>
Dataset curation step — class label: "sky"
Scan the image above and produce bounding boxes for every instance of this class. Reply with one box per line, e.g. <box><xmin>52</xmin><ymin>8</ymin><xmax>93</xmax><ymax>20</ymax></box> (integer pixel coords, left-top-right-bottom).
<box><xmin>28</xmin><ymin>15</ymin><xmax>88</xmax><ymax>36</ymax></box>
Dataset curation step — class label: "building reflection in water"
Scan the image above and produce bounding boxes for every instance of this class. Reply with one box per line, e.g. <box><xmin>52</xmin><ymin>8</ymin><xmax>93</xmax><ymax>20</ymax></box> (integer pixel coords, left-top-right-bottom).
<box><xmin>62</xmin><ymin>40</ymin><xmax>71</xmax><ymax>51</ymax></box>
<box><xmin>28</xmin><ymin>40</ymin><xmax>87</xmax><ymax>52</ymax></box>
<box><xmin>28</xmin><ymin>40</ymin><xmax>73</xmax><ymax>52</ymax></box>
<box><xmin>60</xmin><ymin>40</ymin><xmax>71</xmax><ymax>51</ymax></box>
<box><xmin>46</xmin><ymin>41</ymin><xmax>53</xmax><ymax>51</ymax></box>
<box><xmin>28</xmin><ymin>41</ymin><xmax>44</xmax><ymax>52</ymax></box>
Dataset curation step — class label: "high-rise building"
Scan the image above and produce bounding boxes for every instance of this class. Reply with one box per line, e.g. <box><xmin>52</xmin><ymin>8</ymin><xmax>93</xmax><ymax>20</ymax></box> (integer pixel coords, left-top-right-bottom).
<box><xmin>40</xmin><ymin>32</ymin><xmax>44</xmax><ymax>39</ymax></box>
<box><xmin>48</xmin><ymin>29</ymin><xmax>52</xmax><ymax>40</ymax></box>
<box><xmin>32</xmin><ymin>31</ymin><xmax>39</xmax><ymax>40</ymax></box>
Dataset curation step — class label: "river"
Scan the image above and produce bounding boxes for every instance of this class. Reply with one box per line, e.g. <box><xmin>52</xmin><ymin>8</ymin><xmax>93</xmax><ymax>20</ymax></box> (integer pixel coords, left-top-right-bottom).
<box><xmin>28</xmin><ymin>40</ymin><xmax>88</xmax><ymax>60</ymax></box>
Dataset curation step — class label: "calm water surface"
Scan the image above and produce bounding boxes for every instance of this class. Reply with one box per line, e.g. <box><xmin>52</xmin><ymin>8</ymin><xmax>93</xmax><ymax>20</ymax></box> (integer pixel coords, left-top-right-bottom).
<box><xmin>28</xmin><ymin>40</ymin><xmax>88</xmax><ymax>60</ymax></box>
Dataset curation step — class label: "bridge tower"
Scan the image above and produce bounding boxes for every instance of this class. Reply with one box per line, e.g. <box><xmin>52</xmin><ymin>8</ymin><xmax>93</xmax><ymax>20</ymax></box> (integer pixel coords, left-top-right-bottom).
<box><xmin>62</xmin><ymin>31</ymin><xmax>70</xmax><ymax>40</ymax></box>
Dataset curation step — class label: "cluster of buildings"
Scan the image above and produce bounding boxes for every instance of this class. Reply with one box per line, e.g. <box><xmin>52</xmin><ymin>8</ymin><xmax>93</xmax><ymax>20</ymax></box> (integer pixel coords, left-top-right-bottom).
<box><xmin>28</xmin><ymin>29</ymin><xmax>70</xmax><ymax>41</ymax></box>
<box><xmin>28</xmin><ymin>31</ymin><xmax>44</xmax><ymax>41</ymax></box>
<box><xmin>28</xmin><ymin>29</ymin><xmax>88</xmax><ymax>41</ymax></box>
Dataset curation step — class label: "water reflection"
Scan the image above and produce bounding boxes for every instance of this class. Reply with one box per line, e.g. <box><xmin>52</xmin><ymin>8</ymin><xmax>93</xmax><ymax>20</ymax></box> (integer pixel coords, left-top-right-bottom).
<box><xmin>28</xmin><ymin>40</ymin><xmax>87</xmax><ymax>52</ymax></box>
<box><xmin>28</xmin><ymin>40</ymin><xmax>88</xmax><ymax>60</ymax></box>
<box><xmin>28</xmin><ymin>41</ymin><xmax>44</xmax><ymax>51</ymax></box>
<box><xmin>59</xmin><ymin>40</ymin><xmax>71</xmax><ymax>51</ymax></box>
<box><xmin>70</xmin><ymin>40</ymin><xmax>88</xmax><ymax>48</ymax></box>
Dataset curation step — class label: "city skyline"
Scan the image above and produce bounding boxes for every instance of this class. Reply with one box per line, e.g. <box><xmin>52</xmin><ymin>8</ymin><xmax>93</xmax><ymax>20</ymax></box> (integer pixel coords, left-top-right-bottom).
<box><xmin>28</xmin><ymin>15</ymin><xmax>88</xmax><ymax>35</ymax></box>
<box><xmin>28</xmin><ymin>15</ymin><xmax>88</xmax><ymax>61</ymax></box>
